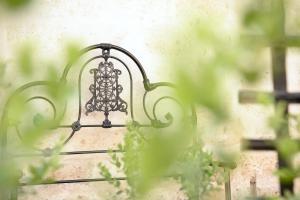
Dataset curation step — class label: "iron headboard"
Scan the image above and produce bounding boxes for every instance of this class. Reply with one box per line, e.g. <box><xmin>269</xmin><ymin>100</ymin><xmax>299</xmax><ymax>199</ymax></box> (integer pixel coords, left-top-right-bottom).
<box><xmin>0</xmin><ymin>43</ymin><xmax>197</xmax><ymax>199</ymax></box>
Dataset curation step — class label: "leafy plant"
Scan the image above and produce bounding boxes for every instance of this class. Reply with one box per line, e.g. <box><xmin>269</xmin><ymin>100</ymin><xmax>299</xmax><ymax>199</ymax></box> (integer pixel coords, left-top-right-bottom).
<box><xmin>99</xmin><ymin>116</ymin><xmax>226</xmax><ymax>200</ymax></box>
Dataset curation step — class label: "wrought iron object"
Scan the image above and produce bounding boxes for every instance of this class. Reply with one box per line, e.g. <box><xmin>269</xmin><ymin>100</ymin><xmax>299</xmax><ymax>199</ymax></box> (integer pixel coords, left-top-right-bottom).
<box><xmin>85</xmin><ymin>60</ymin><xmax>128</xmax><ymax>127</ymax></box>
<box><xmin>0</xmin><ymin>43</ymin><xmax>198</xmax><ymax>200</ymax></box>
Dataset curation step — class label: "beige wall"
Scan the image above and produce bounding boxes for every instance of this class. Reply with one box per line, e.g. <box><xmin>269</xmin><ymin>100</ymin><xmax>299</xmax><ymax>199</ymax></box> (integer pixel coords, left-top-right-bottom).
<box><xmin>2</xmin><ymin>0</ymin><xmax>300</xmax><ymax>199</ymax></box>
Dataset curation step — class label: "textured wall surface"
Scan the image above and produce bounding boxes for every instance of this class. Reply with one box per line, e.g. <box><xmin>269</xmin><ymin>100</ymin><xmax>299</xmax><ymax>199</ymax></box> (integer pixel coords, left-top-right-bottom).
<box><xmin>2</xmin><ymin>0</ymin><xmax>300</xmax><ymax>199</ymax></box>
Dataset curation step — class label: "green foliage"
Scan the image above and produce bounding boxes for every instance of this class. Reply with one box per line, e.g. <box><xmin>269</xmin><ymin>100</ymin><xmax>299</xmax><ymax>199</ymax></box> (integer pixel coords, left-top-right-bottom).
<box><xmin>99</xmin><ymin>163</ymin><xmax>121</xmax><ymax>188</ymax></box>
<box><xmin>64</xmin><ymin>41</ymin><xmax>83</xmax><ymax>65</ymax></box>
<box><xmin>256</xmin><ymin>93</ymin><xmax>275</xmax><ymax>106</ymax></box>
<box><xmin>17</xmin><ymin>43</ymin><xmax>35</xmax><ymax>77</ymax></box>
<box><xmin>173</xmin><ymin>145</ymin><xmax>224</xmax><ymax>200</ymax></box>
<box><xmin>0</xmin><ymin>0</ymin><xmax>33</xmax><ymax>10</ymax></box>
<box><xmin>0</xmin><ymin>159</ymin><xmax>20</xmax><ymax>189</ymax></box>
<box><xmin>0</xmin><ymin>61</ymin><xmax>7</xmax><ymax>86</ymax></box>
<box><xmin>284</xmin><ymin>192</ymin><xmax>300</xmax><ymax>200</ymax></box>
<box><xmin>123</xmin><ymin>122</ymin><xmax>197</xmax><ymax>197</ymax></box>
<box><xmin>0</xmin><ymin>42</ymin><xmax>80</xmax><ymax>198</ymax></box>
<box><xmin>100</xmin><ymin>119</ymin><xmax>224</xmax><ymax>200</ymax></box>
<box><xmin>277</xmin><ymin>137</ymin><xmax>298</xmax><ymax>160</ymax></box>
<box><xmin>268</xmin><ymin>102</ymin><xmax>288</xmax><ymax>134</ymax></box>
<box><xmin>242</xmin><ymin>0</ymin><xmax>285</xmax><ymax>41</ymax></box>
<box><xmin>275</xmin><ymin>168</ymin><xmax>297</xmax><ymax>185</ymax></box>
<box><xmin>25</xmin><ymin>143</ymin><xmax>62</xmax><ymax>184</ymax></box>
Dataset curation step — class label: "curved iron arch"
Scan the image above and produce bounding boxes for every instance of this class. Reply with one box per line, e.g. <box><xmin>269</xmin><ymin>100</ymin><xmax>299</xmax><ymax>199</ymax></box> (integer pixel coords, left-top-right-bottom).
<box><xmin>60</xmin><ymin>43</ymin><xmax>154</xmax><ymax>89</ymax></box>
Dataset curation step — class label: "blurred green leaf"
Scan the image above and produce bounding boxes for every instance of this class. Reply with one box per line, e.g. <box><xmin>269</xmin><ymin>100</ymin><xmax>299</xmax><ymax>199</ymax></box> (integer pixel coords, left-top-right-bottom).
<box><xmin>33</xmin><ymin>113</ymin><xmax>45</xmax><ymax>127</ymax></box>
<box><xmin>174</xmin><ymin>145</ymin><xmax>224</xmax><ymax>200</ymax></box>
<box><xmin>257</xmin><ymin>93</ymin><xmax>274</xmax><ymax>106</ymax></box>
<box><xmin>1</xmin><ymin>0</ymin><xmax>33</xmax><ymax>10</ymax></box>
<box><xmin>26</xmin><ymin>144</ymin><xmax>61</xmax><ymax>184</ymax></box>
<box><xmin>64</xmin><ymin>41</ymin><xmax>82</xmax><ymax>65</ymax></box>
<box><xmin>0</xmin><ymin>160</ymin><xmax>20</xmax><ymax>188</ymax></box>
<box><xmin>0</xmin><ymin>61</ymin><xmax>6</xmax><ymax>79</ymax></box>
<box><xmin>268</xmin><ymin>102</ymin><xmax>288</xmax><ymax>134</ymax></box>
<box><xmin>276</xmin><ymin>137</ymin><xmax>299</xmax><ymax>161</ymax></box>
<box><xmin>17</xmin><ymin>43</ymin><xmax>35</xmax><ymax>77</ymax></box>
<box><xmin>275</xmin><ymin>168</ymin><xmax>296</xmax><ymax>185</ymax></box>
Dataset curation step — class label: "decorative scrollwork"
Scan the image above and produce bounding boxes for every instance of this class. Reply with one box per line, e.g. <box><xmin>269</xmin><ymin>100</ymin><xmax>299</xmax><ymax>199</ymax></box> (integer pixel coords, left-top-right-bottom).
<box><xmin>142</xmin><ymin>85</ymin><xmax>191</xmax><ymax>128</ymax></box>
<box><xmin>85</xmin><ymin>60</ymin><xmax>128</xmax><ymax>127</ymax></box>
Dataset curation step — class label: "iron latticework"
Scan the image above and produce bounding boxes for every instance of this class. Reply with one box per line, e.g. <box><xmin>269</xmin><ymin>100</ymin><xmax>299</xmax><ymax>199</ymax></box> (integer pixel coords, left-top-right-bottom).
<box><xmin>239</xmin><ymin>0</ymin><xmax>300</xmax><ymax>198</ymax></box>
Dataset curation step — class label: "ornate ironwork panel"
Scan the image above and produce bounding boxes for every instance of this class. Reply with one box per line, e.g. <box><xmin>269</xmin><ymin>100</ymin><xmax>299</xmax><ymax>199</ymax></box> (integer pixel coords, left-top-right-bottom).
<box><xmin>85</xmin><ymin>60</ymin><xmax>128</xmax><ymax>127</ymax></box>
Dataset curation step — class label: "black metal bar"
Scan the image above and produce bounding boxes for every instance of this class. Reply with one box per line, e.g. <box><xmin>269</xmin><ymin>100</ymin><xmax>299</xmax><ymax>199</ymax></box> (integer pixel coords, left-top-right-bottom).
<box><xmin>11</xmin><ymin>149</ymin><xmax>123</xmax><ymax>158</ymax></box>
<box><xmin>57</xmin><ymin>124</ymin><xmax>152</xmax><ymax>128</ymax></box>
<box><xmin>270</xmin><ymin>0</ymin><xmax>294</xmax><ymax>191</ymax></box>
<box><xmin>271</xmin><ymin>47</ymin><xmax>293</xmax><ymax>194</ymax></box>
<box><xmin>19</xmin><ymin>177</ymin><xmax>127</xmax><ymax>186</ymax></box>
<box><xmin>225</xmin><ymin>170</ymin><xmax>231</xmax><ymax>200</ymax></box>
<box><xmin>82</xmin><ymin>124</ymin><xmax>125</xmax><ymax>128</ymax></box>
<box><xmin>242</xmin><ymin>139</ymin><xmax>276</xmax><ymax>151</ymax></box>
<box><xmin>239</xmin><ymin>91</ymin><xmax>300</xmax><ymax>104</ymax></box>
